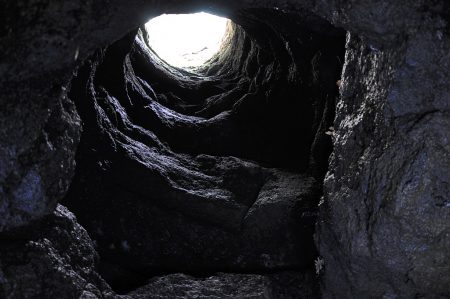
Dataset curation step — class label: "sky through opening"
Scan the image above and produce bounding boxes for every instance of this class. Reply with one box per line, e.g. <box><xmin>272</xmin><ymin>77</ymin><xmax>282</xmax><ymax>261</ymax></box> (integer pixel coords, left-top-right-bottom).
<box><xmin>145</xmin><ymin>12</ymin><xmax>229</xmax><ymax>68</ymax></box>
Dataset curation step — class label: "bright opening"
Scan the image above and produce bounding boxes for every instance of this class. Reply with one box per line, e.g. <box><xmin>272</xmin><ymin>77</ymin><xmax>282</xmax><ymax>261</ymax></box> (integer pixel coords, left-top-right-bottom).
<box><xmin>145</xmin><ymin>12</ymin><xmax>229</xmax><ymax>68</ymax></box>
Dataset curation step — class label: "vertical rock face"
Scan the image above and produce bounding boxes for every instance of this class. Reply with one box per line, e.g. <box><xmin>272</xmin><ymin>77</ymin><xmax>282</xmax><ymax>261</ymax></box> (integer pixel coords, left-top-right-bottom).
<box><xmin>1</xmin><ymin>0</ymin><xmax>449</xmax><ymax>298</ymax></box>
<box><xmin>316</xmin><ymin>14</ymin><xmax>450</xmax><ymax>299</ymax></box>
<box><xmin>0</xmin><ymin>83</ymin><xmax>81</xmax><ymax>232</ymax></box>
<box><xmin>0</xmin><ymin>1</ymin><xmax>125</xmax><ymax>232</ymax></box>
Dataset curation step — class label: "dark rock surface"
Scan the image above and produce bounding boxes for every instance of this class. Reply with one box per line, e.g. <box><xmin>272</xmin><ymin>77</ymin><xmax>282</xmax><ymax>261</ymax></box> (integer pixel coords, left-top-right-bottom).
<box><xmin>0</xmin><ymin>87</ymin><xmax>81</xmax><ymax>232</ymax></box>
<box><xmin>64</xmin><ymin>19</ymin><xmax>341</xmax><ymax>288</ymax></box>
<box><xmin>1</xmin><ymin>0</ymin><xmax>449</xmax><ymax>298</ymax></box>
<box><xmin>0</xmin><ymin>204</ymin><xmax>318</xmax><ymax>299</ymax></box>
<box><xmin>315</xmin><ymin>6</ymin><xmax>450</xmax><ymax>299</ymax></box>
<box><xmin>128</xmin><ymin>271</ymin><xmax>317</xmax><ymax>299</ymax></box>
<box><xmin>0</xmin><ymin>0</ymin><xmax>345</xmax><ymax>233</ymax></box>
<box><xmin>0</xmin><ymin>205</ymin><xmax>114</xmax><ymax>299</ymax></box>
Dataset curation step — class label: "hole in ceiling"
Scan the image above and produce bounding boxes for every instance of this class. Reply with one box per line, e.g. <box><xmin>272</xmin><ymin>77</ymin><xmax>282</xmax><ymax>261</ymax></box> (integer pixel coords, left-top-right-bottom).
<box><xmin>145</xmin><ymin>12</ymin><xmax>229</xmax><ymax>68</ymax></box>
<box><xmin>63</xmin><ymin>8</ymin><xmax>346</xmax><ymax>294</ymax></box>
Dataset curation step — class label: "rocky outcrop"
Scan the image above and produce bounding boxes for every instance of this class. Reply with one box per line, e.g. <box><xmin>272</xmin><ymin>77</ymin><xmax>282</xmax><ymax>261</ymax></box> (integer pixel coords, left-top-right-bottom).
<box><xmin>0</xmin><ymin>205</ymin><xmax>114</xmax><ymax>299</ymax></box>
<box><xmin>129</xmin><ymin>271</ymin><xmax>317</xmax><ymax>299</ymax></box>
<box><xmin>0</xmin><ymin>86</ymin><xmax>81</xmax><ymax>232</ymax></box>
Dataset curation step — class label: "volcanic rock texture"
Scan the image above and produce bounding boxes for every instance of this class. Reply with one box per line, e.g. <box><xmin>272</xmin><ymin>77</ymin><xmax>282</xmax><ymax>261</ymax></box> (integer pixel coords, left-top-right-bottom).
<box><xmin>0</xmin><ymin>0</ymin><xmax>449</xmax><ymax>299</ymax></box>
<box><xmin>62</xmin><ymin>12</ymin><xmax>344</xmax><ymax>291</ymax></box>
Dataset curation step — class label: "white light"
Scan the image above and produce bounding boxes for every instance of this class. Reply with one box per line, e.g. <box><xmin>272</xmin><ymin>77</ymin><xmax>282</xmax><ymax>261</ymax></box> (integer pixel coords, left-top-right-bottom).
<box><xmin>145</xmin><ymin>12</ymin><xmax>229</xmax><ymax>68</ymax></box>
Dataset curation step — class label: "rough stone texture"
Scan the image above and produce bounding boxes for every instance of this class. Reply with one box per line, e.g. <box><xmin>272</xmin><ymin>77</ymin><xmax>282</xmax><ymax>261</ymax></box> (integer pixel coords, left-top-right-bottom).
<box><xmin>1</xmin><ymin>0</ymin><xmax>449</xmax><ymax>298</ymax></box>
<box><xmin>64</xmin><ymin>20</ymin><xmax>341</xmax><ymax>289</ymax></box>
<box><xmin>0</xmin><ymin>88</ymin><xmax>81</xmax><ymax>232</ymax></box>
<box><xmin>128</xmin><ymin>271</ymin><xmax>317</xmax><ymax>299</ymax></box>
<box><xmin>0</xmin><ymin>0</ymin><xmax>347</xmax><ymax>233</ymax></box>
<box><xmin>0</xmin><ymin>205</ymin><xmax>115</xmax><ymax>299</ymax></box>
<box><xmin>316</xmin><ymin>14</ymin><xmax>450</xmax><ymax>299</ymax></box>
<box><xmin>0</xmin><ymin>0</ymin><xmax>230</xmax><ymax>233</ymax></box>
<box><xmin>0</xmin><ymin>204</ymin><xmax>317</xmax><ymax>299</ymax></box>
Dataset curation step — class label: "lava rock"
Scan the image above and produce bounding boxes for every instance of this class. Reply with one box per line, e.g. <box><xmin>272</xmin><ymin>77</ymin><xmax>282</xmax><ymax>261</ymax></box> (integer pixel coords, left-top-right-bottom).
<box><xmin>0</xmin><ymin>205</ymin><xmax>115</xmax><ymax>299</ymax></box>
<box><xmin>64</xmin><ymin>20</ymin><xmax>338</xmax><ymax>284</ymax></box>
<box><xmin>2</xmin><ymin>0</ymin><xmax>449</xmax><ymax>298</ymax></box>
<box><xmin>0</xmin><ymin>91</ymin><xmax>81</xmax><ymax>232</ymax></box>
<box><xmin>316</xmin><ymin>30</ymin><xmax>450</xmax><ymax>298</ymax></box>
<box><xmin>128</xmin><ymin>271</ymin><xmax>317</xmax><ymax>299</ymax></box>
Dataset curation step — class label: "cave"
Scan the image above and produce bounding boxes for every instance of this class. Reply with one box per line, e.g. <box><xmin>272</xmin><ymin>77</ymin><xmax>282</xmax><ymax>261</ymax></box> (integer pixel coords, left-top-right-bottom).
<box><xmin>63</xmin><ymin>8</ymin><xmax>345</xmax><ymax>294</ymax></box>
<box><xmin>0</xmin><ymin>1</ymin><xmax>449</xmax><ymax>299</ymax></box>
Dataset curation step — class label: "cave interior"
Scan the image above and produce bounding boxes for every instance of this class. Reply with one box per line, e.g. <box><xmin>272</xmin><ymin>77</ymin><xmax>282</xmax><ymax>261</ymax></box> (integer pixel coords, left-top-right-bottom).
<box><xmin>0</xmin><ymin>1</ymin><xmax>449</xmax><ymax>298</ymax></box>
<box><xmin>63</xmin><ymin>7</ymin><xmax>345</xmax><ymax>294</ymax></box>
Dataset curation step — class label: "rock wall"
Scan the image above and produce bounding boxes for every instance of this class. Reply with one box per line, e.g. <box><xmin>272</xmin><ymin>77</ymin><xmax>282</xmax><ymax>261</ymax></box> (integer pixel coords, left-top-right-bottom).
<box><xmin>63</xmin><ymin>12</ymin><xmax>343</xmax><ymax>290</ymax></box>
<box><xmin>0</xmin><ymin>0</ymin><xmax>449</xmax><ymax>298</ymax></box>
<box><xmin>316</xmin><ymin>19</ymin><xmax>450</xmax><ymax>299</ymax></box>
